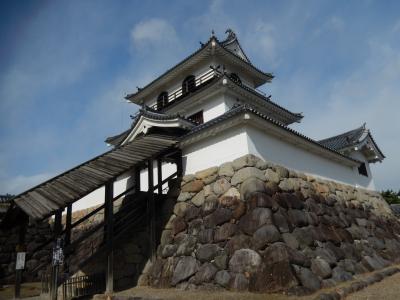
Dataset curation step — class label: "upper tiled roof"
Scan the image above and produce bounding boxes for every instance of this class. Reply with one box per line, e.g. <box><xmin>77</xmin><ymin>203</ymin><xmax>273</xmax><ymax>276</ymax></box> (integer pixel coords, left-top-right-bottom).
<box><xmin>125</xmin><ymin>32</ymin><xmax>273</xmax><ymax>101</ymax></box>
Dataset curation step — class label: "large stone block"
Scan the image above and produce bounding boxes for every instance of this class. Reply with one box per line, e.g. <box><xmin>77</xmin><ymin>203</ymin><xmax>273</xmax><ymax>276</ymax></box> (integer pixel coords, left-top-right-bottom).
<box><xmin>249</xmin><ymin>261</ymin><xmax>298</xmax><ymax>292</ymax></box>
<box><xmin>196</xmin><ymin>244</ymin><xmax>220</xmax><ymax>262</ymax></box>
<box><xmin>214</xmin><ymin>223</ymin><xmax>238</xmax><ymax>242</ymax></box>
<box><xmin>213</xmin><ymin>178</ymin><xmax>231</xmax><ymax>196</ymax></box>
<box><xmin>231</xmin><ymin>167</ymin><xmax>266</xmax><ymax>186</ymax></box>
<box><xmin>191</xmin><ymin>190</ymin><xmax>205</xmax><ymax>207</ymax></box>
<box><xmin>195</xmin><ymin>166</ymin><xmax>218</xmax><ymax>180</ymax></box>
<box><xmin>225</xmin><ymin>234</ymin><xmax>252</xmax><ymax>255</ymax></box>
<box><xmin>265</xmin><ymin>169</ymin><xmax>280</xmax><ymax>184</ymax></box>
<box><xmin>219</xmin><ymin>162</ymin><xmax>235</xmax><ymax>177</ymax></box>
<box><xmin>215</xmin><ymin>270</ymin><xmax>231</xmax><ymax>287</ymax></box>
<box><xmin>239</xmin><ymin>208</ymin><xmax>273</xmax><ymax>235</ymax></box>
<box><xmin>253</xmin><ymin>224</ymin><xmax>281</xmax><ymax>249</ymax></box>
<box><xmin>232</xmin><ymin>154</ymin><xmax>261</xmax><ymax>170</ymax></box>
<box><xmin>204</xmin><ymin>208</ymin><xmax>232</xmax><ymax>228</ymax></box>
<box><xmin>293</xmin><ymin>265</ymin><xmax>321</xmax><ymax>291</ymax></box>
<box><xmin>192</xmin><ymin>262</ymin><xmax>218</xmax><ymax>284</ymax></box>
<box><xmin>311</xmin><ymin>257</ymin><xmax>332</xmax><ymax>279</ymax></box>
<box><xmin>229</xmin><ymin>249</ymin><xmax>262</xmax><ymax>274</ymax></box>
<box><xmin>171</xmin><ymin>256</ymin><xmax>200</xmax><ymax>286</ymax></box>
<box><xmin>181</xmin><ymin>180</ymin><xmax>204</xmax><ymax>193</ymax></box>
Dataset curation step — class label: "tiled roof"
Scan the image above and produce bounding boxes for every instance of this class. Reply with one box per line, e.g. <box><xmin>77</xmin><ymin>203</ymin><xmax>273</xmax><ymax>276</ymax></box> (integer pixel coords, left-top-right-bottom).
<box><xmin>105</xmin><ymin>108</ymin><xmax>196</xmax><ymax>146</ymax></box>
<box><xmin>318</xmin><ymin>125</ymin><xmax>385</xmax><ymax>159</ymax></box>
<box><xmin>227</xmin><ymin>75</ymin><xmax>303</xmax><ymax>122</ymax></box>
<box><xmin>182</xmin><ymin>104</ymin><xmax>360</xmax><ymax>165</ymax></box>
<box><xmin>318</xmin><ymin>124</ymin><xmax>366</xmax><ymax>150</ymax></box>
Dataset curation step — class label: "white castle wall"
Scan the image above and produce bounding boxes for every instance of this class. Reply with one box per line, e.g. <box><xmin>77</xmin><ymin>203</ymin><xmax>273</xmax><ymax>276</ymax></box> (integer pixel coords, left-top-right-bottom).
<box><xmin>245</xmin><ymin>126</ymin><xmax>375</xmax><ymax>190</ymax></box>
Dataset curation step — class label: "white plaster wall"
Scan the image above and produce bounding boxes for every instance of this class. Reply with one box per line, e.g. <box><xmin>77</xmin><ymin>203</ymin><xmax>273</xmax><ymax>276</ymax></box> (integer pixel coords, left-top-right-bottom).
<box><xmin>348</xmin><ymin>151</ymin><xmax>375</xmax><ymax>189</ymax></box>
<box><xmin>245</xmin><ymin>126</ymin><xmax>375</xmax><ymax>190</ymax></box>
<box><xmin>140</xmin><ymin>162</ymin><xmax>177</xmax><ymax>192</ymax></box>
<box><xmin>183</xmin><ymin>94</ymin><xmax>227</xmax><ymax>123</ymax></box>
<box><xmin>72</xmin><ymin>170</ymin><xmax>135</xmax><ymax>212</ymax></box>
<box><xmin>182</xmin><ymin>126</ymin><xmax>249</xmax><ymax>175</ymax></box>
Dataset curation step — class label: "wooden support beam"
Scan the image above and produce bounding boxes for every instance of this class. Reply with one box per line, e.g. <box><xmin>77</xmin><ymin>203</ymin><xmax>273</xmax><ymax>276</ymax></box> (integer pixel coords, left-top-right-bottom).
<box><xmin>65</xmin><ymin>204</ymin><xmax>72</xmax><ymax>246</ymax></box>
<box><xmin>175</xmin><ymin>150</ymin><xmax>183</xmax><ymax>178</ymax></box>
<box><xmin>50</xmin><ymin>209</ymin><xmax>63</xmax><ymax>300</ymax></box>
<box><xmin>64</xmin><ymin>204</ymin><xmax>72</xmax><ymax>273</ymax></box>
<box><xmin>14</xmin><ymin>215</ymin><xmax>27</xmax><ymax>299</ymax></box>
<box><xmin>147</xmin><ymin>159</ymin><xmax>156</xmax><ymax>262</ymax></box>
<box><xmin>134</xmin><ymin>166</ymin><xmax>141</xmax><ymax>194</ymax></box>
<box><xmin>157</xmin><ymin>159</ymin><xmax>163</xmax><ymax>195</ymax></box>
<box><xmin>105</xmin><ymin>181</ymin><xmax>114</xmax><ymax>294</ymax></box>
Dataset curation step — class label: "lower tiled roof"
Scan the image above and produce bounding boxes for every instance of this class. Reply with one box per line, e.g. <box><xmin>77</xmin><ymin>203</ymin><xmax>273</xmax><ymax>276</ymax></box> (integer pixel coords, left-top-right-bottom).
<box><xmin>182</xmin><ymin>104</ymin><xmax>360</xmax><ymax>165</ymax></box>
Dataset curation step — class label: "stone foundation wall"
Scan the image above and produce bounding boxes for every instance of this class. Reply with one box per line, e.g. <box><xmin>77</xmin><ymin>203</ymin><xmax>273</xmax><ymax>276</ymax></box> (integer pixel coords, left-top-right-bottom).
<box><xmin>142</xmin><ymin>154</ymin><xmax>400</xmax><ymax>294</ymax></box>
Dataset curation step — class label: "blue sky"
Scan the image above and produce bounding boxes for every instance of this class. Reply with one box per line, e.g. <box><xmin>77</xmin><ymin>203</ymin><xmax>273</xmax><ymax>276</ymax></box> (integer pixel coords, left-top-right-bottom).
<box><xmin>1</xmin><ymin>0</ymin><xmax>399</xmax><ymax>194</ymax></box>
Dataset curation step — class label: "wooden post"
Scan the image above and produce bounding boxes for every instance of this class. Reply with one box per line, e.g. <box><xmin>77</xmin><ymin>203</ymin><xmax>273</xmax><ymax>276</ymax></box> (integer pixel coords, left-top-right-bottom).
<box><xmin>64</xmin><ymin>204</ymin><xmax>72</xmax><ymax>273</ymax></box>
<box><xmin>175</xmin><ymin>150</ymin><xmax>183</xmax><ymax>178</ymax></box>
<box><xmin>157</xmin><ymin>159</ymin><xmax>163</xmax><ymax>195</ymax></box>
<box><xmin>134</xmin><ymin>166</ymin><xmax>141</xmax><ymax>194</ymax></box>
<box><xmin>147</xmin><ymin>159</ymin><xmax>156</xmax><ymax>261</ymax></box>
<box><xmin>105</xmin><ymin>181</ymin><xmax>114</xmax><ymax>294</ymax></box>
<box><xmin>50</xmin><ymin>210</ymin><xmax>62</xmax><ymax>300</ymax></box>
<box><xmin>14</xmin><ymin>215</ymin><xmax>27</xmax><ymax>299</ymax></box>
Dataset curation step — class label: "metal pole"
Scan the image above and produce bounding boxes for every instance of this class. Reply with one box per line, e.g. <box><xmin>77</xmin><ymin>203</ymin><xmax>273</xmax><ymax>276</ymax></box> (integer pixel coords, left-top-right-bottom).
<box><xmin>105</xmin><ymin>181</ymin><xmax>114</xmax><ymax>294</ymax></box>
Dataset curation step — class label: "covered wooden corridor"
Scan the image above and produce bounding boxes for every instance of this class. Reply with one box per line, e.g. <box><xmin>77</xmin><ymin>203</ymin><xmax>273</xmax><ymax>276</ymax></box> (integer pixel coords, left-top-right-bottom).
<box><xmin>4</xmin><ymin>133</ymin><xmax>183</xmax><ymax>299</ymax></box>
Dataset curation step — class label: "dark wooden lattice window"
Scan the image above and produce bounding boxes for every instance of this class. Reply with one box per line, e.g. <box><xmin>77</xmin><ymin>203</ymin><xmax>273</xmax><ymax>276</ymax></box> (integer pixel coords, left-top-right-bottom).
<box><xmin>358</xmin><ymin>163</ymin><xmax>368</xmax><ymax>177</ymax></box>
<box><xmin>188</xmin><ymin>110</ymin><xmax>204</xmax><ymax>124</ymax></box>
<box><xmin>182</xmin><ymin>75</ymin><xmax>196</xmax><ymax>95</ymax></box>
<box><xmin>157</xmin><ymin>91</ymin><xmax>168</xmax><ymax>110</ymax></box>
<box><xmin>230</xmin><ymin>73</ymin><xmax>242</xmax><ymax>84</ymax></box>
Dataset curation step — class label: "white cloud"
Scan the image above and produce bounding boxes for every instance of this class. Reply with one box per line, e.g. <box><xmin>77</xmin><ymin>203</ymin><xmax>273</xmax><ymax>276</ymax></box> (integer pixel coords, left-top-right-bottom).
<box><xmin>131</xmin><ymin>18</ymin><xmax>178</xmax><ymax>48</ymax></box>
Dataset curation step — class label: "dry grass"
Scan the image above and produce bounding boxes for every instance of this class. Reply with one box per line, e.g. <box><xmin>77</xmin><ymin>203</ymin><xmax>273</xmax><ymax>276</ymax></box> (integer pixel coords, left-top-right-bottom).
<box><xmin>0</xmin><ymin>282</ymin><xmax>41</xmax><ymax>300</ymax></box>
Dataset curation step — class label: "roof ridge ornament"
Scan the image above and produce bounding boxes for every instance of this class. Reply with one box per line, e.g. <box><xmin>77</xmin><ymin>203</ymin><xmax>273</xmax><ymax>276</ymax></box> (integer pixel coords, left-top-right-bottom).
<box><xmin>225</xmin><ymin>28</ymin><xmax>237</xmax><ymax>42</ymax></box>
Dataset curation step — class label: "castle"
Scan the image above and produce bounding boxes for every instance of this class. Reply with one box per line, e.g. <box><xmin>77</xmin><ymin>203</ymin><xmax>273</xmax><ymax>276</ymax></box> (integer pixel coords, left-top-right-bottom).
<box><xmin>1</xmin><ymin>30</ymin><xmax>396</xmax><ymax>299</ymax></box>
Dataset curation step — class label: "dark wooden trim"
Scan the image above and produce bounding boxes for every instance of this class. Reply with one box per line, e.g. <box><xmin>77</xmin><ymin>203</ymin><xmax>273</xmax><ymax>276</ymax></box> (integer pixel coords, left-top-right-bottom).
<box><xmin>175</xmin><ymin>150</ymin><xmax>183</xmax><ymax>177</ymax></box>
<box><xmin>157</xmin><ymin>159</ymin><xmax>163</xmax><ymax>195</ymax></box>
<box><xmin>104</xmin><ymin>181</ymin><xmax>114</xmax><ymax>293</ymax></box>
<box><xmin>147</xmin><ymin>159</ymin><xmax>156</xmax><ymax>262</ymax></box>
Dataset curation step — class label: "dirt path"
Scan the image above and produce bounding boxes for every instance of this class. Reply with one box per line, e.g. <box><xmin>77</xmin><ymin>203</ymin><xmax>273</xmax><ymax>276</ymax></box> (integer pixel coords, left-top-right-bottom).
<box><xmin>345</xmin><ymin>272</ymin><xmax>400</xmax><ymax>300</ymax></box>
